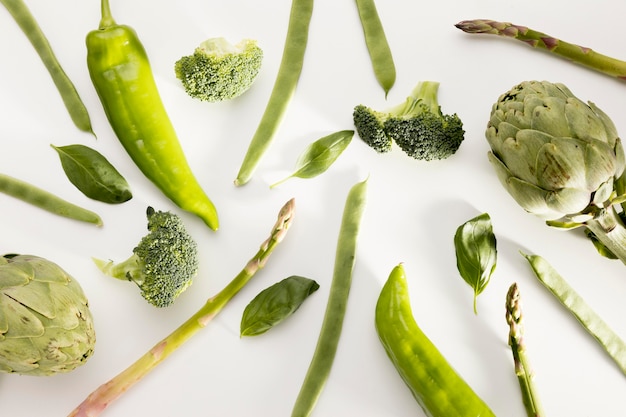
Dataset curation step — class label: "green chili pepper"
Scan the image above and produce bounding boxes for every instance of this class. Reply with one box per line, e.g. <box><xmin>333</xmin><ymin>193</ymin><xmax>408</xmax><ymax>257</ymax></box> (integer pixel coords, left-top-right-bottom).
<box><xmin>375</xmin><ymin>263</ymin><xmax>496</xmax><ymax>417</ymax></box>
<box><xmin>85</xmin><ymin>0</ymin><xmax>219</xmax><ymax>230</ymax></box>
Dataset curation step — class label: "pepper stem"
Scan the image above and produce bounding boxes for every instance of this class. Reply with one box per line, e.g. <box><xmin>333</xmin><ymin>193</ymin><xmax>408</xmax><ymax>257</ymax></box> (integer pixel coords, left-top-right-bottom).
<box><xmin>99</xmin><ymin>0</ymin><xmax>116</xmax><ymax>30</ymax></box>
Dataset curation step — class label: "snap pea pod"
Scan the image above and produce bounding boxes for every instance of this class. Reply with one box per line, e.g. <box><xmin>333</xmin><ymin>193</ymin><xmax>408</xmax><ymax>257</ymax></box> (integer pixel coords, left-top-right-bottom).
<box><xmin>0</xmin><ymin>173</ymin><xmax>102</xmax><ymax>226</ymax></box>
<box><xmin>375</xmin><ymin>263</ymin><xmax>496</xmax><ymax>417</ymax></box>
<box><xmin>1</xmin><ymin>0</ymin><xmax>93</xmax><ymax>134</ymax></box>
<box><xmin>291</xmin><ymin>178</ymin><xmax>368</xmax><ymax>417</ymax></box>
<box><xmin>522</xmin><ymin>252</ymin><xmax>626</xmax><ymax>376</ymax></box>
<box><xmin>86</xmin><ymin>0</ymin><xmax>219</xmax><ymax>230</ymax></box>
<box><xmin>235</xmin><ymin>0</ymin><xmax>314</xmax><ymax>186</ymax></box>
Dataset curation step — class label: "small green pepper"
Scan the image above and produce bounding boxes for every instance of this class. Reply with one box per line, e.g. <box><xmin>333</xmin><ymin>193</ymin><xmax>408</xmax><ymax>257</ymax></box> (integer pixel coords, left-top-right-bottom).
<box><xmin>375</xmin><ymin>263</ymin><xmax>496</xmax><ymax>417</ymax></box>
<box><xmin>85</xmin><ymin>0</ymin><xmax>219</xmax><ymax>230</ymax></box>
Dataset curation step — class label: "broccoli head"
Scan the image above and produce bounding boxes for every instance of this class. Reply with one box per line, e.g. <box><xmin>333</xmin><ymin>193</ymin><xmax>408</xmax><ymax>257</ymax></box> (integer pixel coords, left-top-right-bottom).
<box><xmin>93</xmin><ymin>207</ymin><xmax>199</xmax><ymax>308</ymax></box>
<box><xmin>174</xmin><ymin>37</ymin><xmax>263</xmax><ymax>102</ymax></box>
<box><xmin>353</xmin><ymin>81</ymin><xmax>465</xmax><ymax>161</ymax></box>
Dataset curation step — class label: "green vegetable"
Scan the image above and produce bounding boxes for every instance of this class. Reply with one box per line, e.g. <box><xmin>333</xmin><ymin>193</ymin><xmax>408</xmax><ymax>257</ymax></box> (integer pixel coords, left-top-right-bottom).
<box><xmin>505</xmin><ymin>282</ymin><xmax>545</xmax><ymax>417</ymax></box>
<box><xmin>486</xmin><ymin>80</ymin><xmax>626</xmax><ymax>265</ymax></box>
<box><xmin>51</xmin><ymin>144</ymin><xmax>132</xmax><ymax>204</ymax></box>
<box><xmin>522</xmin><ymin>252</ymin><xmax>626</xmax><ymax>377</ymax></box>
<box><xmin>354</xmin><ymin>0</ymin><xmax>396</xmax><ymax>96</ymax></box>
<box><xmin>375</xmin><ymin>263</ymin><xmax>496</xmax><ymax>417</ymax></box>
<box><xmin>174</xmin><ymin>37</ymin><xmax>263</xmax><ymax>102</ymax></box>
<box><xmin>235</xmin><ymin>0</ymin><xmax>314</xmax><ymax>186</ymax></box>
<box><xmin>0</xmin><ymin>254</ymin><xmax>96</xmax><ymax>376</ymax></box>
<box><xmin>270</xmin><ymin>130</ymin><xmax>354</xmax><ymax>188</ymax></box>
<box><xmin>454</xmin><ymin>212</ymin><xmax>497</xmax><ymax>314</ymax></box>
<box><xmin>455</xmin><ymin>20</ymin><xmax>626</xmax><ymax>80</ymax></box>
<box><xmin>353</xmin><ymin>81</ymin><xmax>465</xmax><ymax>160</ymax></box>
<box><xmin>93</xmin><ymin>207</ymin><xmax>198</xmax><ymax>308</ymax></box>
<box><xmin>68</xmin><ymin>198</ymin><xmax>295</xmax><ymax>417</ymax></box>
<box><xmin>291</xmin><ymin>178</ymin><xmax>367</xmax><ymax>417</ymax></box>
<box><xmin>1</xmin><ymin>0</ymin><xmax>93</xmax><ymax>134</ymax></box>
<box><xmin>240</xmin><ymin>275</ymin><xmax>319</xmax><ymax>336</ymax></box>
<box><xmin>0</xmin><ymin>173</ymin><xmax>102</xmax><ymax>226</ymax></box>
<box><xmin>86</xmin><ymin>0</ymin><xmax>219</xmax><ymax>230</ymax></box>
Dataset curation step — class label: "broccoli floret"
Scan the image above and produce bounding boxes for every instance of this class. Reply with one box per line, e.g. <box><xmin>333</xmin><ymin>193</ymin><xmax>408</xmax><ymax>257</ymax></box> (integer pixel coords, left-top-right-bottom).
<box><xmin>93</xmin><ymin>207</ymin><xmax>199</xmax><ymax>308</ymax></box>
<box><xmin>353</xmin><ymin>81</ymin><xmax>465</xmax><ymax>160</ymax></box>
<box><xmin>352</xmin><ymin>105</ymin><xmax>393</xmax><ymax>153</ymax></box>
<box><xmin>174</xmin><ymin>37</ymin><xmax>263</xmax><ymax>102</ymax></box>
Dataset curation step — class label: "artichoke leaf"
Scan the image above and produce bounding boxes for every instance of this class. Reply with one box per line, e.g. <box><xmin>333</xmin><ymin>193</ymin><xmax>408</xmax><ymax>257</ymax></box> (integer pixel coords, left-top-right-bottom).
<box><xmin>44</xmin><ymin>284</ymin><xmax>86</xmax><ymax>329</ymax></box>
<box><xmin>584</xmin><ymin>140</ymin><xmax>619</xmax><ymax>190</ymax></box>
<box><xmin>528</xmin><ymin>96</ymin><xmax>570</xmax><ymax>137</ymax></box>
<box><xmin>505</xmin><ymin>177</ymin><xmax>566</xmax><ymax>219</ymax></box>
<box><xmin>0</xmin><ymin>295</ymin><xmax>45</xmax><ymax>338</ymax></box>
<box><xmin>0</xmin><ymin>265</ymin><xmax>30</xmax><ymax>290</ymax></box>
<box><xmin>3</xmin><ymin>280</ymin><xmax>57</xmax><ymax>320</ymax></box>
<box><xmin>27</xmin><ymin>257</ymin><xmax>72</xmax><ymax>284</ymax></box>
<box><xmin>0</xmin><ymin>337</ymin><xmax>41</xmax><ymax>373</ymax></box>
<box><xmin>535</xmin><ymin>138</ymin><xmax>587</xmax><ymax>190</ymax></box>
<box><xmin>544</xmin><ymin>187</ymin><xmax>594</xmax><ymax>217</ymax></box>
<box><xmin>593</xmin><ymin>179</ymin><xmax>615</xmax><ymax>208</ymax></box>
<box><xmin>497</xmin><ymin>129</ymin><xmax>553</xmax><ymax>184</ymax></box>
<box><xmin>487</xmin><ymin>152</ymin><xmax>565</xmax><ymax>219</ymax></box>
<box><xmin>614</xmin><ymin>138</ymin><xmax>626</xmax><ymax>177</ymax></box>
<box><xmin>588</xmin><ymin>101</ymin><xmax>620</xmax><ymax>149</ymax></box>
<box><xmin>564</xmin><ymin>97</ymin><xmax>612</xmax><ymax>143</ymax></box>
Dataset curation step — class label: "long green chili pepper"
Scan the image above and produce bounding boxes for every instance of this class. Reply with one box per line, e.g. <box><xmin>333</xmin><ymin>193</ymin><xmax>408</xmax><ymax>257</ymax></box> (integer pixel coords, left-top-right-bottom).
<box><xmin>1</xmin><ymin>0</ymin><xmax>93</xmax><ymax>134</ymax></box>
<box><xmin>375</xmin><ymin>263</ymin><xmax>496</xmax><ymax>417</ymax></box>
<box><xmin>86</xmin><ymin>0</ymin><xmax>219</xmax><ymax>230</ymax></box>
<box><xmin>291</xmin><ymin>178</ymin><xmax>368</xmax><ymax>417</ymax></box>
<box><xmin>0</xmin><ymin>173</ymin><xmax>102</xmax><ymax>226</ymax></box>
<box><xmin>234</xmin><ymin>0</ymin><xmax>314</xmax><ymax>186</ymax></box>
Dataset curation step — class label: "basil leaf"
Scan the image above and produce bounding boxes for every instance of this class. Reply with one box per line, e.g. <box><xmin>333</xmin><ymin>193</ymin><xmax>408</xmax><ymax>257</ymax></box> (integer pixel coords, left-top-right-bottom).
<box><xmin>270</xmin><ymin>130</ymin><xmax>354</xmax><ymax>188</ymax></box>
<box><xmin>454</xmin><ymin>212</ymin><xmax>497</xmax><ymax>314</ymax></box>
<box><xmin>240</xmin><ymin>275</ymin><xmax>320</xmax><ymax>336</ymax></box>
<box><xmin>51</xmin><ymin>144</ymin><xmax>132</xmax><ymax>204</ymax></box>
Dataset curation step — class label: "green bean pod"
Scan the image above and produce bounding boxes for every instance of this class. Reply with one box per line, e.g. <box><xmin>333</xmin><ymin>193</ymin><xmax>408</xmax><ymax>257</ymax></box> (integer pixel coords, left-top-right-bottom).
<box><xmin>354</xmin><ymin>0</ymin><xmax>396</xmax><ymax>97</ymax></box>
<box><xmin>291</xmin><ymin>178</ymin><xmax>368</xmax><ymax>417</ymax></box>
<box><xmin>0</xmin><ymin>173</ymin><xmax>102</xmax><ymax>226</ymax></box>
<box><xmin>85</xmin><ymin>0</ymin><xmax>219</xmax><ymax>230</ymax></box>
<box><xmin>375</xmin><ymin>263</ymin><xmax>496</xmax><ymax>417</ymax></box>
<box><xmin>1</xmin><ymin>0</ymin><xmax>93</xmax><ymax>134</ymax></box>
<box><xmin>234</xmin><ymin>0</ymin><xmax>314</xmax><ymax>186</ymax></box>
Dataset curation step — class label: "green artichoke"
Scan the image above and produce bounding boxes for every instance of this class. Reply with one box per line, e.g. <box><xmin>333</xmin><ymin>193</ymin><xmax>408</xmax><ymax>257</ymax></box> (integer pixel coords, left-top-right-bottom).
<box><xmin>486</xmin><ymin>80</ymin><xmax>626</xmax><ymax>263</ymax></box>
<box><xmin>0</xmin><ymin>254</ymin><xmax>96</xmax><ymax>376</ymax></box>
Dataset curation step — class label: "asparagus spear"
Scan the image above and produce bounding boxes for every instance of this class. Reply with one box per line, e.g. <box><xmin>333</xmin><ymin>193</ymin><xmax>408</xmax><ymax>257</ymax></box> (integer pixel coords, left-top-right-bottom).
<box><xmin>505</xmin><ymin>282</ymin><xmax>545</xmax><ymax>417</ymax></box>
<box><xmin>455</xmin><ymin>19</ymin><xmax>626</xmax><ymax>80</ymax></box>
<box><xmin>68</xmin><ymin>198</ymin><xmax>296</xmax><ymax>417</ymax></box>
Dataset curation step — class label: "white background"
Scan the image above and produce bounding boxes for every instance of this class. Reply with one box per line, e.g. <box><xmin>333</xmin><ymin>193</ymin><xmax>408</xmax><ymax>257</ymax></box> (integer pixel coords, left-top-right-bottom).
<box><xmin>1</xmin><ymin>0</ymin><xmax>626</xmax><ymax>416</ymax></box>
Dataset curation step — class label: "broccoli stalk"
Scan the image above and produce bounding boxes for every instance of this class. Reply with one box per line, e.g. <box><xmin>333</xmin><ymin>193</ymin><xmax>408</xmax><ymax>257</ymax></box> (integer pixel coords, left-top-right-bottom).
<box><xmin>68</xmin><ymin>198</ymin><xmax>295</xmax><ymax>417</ymax></box>
<box><xmin>174</xmin><ymin>37</ymin><xmax>263</xmax><ymax>102</ymax></box>
<box><xmin>353</xmin><ymin>81</ymin><xmax>465</xmax><ymax>160</ymax></box>
<box><xmin>93</xmin><ymin>207</ymin><xmax>199</xmax><ymax>308</ymax></box>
